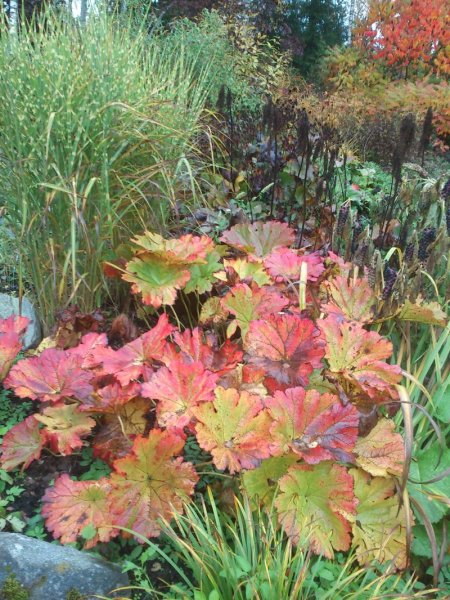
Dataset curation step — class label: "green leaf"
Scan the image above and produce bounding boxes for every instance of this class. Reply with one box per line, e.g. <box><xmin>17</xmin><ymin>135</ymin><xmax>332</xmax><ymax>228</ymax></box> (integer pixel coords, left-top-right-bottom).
<box><xmin>408</xmin><ymin>446</ymin><xmax>450</xmax><ymax>524</ymax></box>
<box><xmin>275</xmin><ymin>463</ymin><xmax>356</xmax><ymax>558</ymax></box>
<box><xmin>81</xmin><ymin>523</ymin><xmax>97</xmax><ymax>541</ymax></box>
<box><xmin>242</xmin><ymin>455</ymin><xmax>299</xmax><ymax>507</ymax></box>
<box><xmin>185</xmin><ymin>250</ymin><xmax>223</xmax><ymax>294</ymax></box>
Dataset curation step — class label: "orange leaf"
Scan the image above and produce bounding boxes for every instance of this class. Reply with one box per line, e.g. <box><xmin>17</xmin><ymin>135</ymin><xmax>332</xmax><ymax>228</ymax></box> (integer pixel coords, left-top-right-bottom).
<box><xmin>42</xmin><ymin>474</ymin><xmax>115</xmax><ymax>548</ymax></box>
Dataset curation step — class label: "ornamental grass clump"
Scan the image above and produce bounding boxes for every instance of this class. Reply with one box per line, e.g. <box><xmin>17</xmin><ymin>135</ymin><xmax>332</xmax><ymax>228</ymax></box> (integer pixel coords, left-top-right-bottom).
<box><xmin>0</xmin><ymin>8</ymin><xmax>214</xmax><ymax>331</ymax></box>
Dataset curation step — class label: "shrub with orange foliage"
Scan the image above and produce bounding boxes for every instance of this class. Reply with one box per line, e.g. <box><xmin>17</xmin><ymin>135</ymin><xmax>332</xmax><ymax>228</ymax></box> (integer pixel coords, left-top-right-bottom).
<box><xmin>355</xmin><ymin>0</ymin><xmax>450</xmax><ymax>78</ymax></box>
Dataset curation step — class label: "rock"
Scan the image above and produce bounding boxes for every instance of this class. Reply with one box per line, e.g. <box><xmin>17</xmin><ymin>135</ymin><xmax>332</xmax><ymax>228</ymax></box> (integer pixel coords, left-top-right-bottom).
<box><xmin>0</xmin><ymin>294</ymin><xmax>41</xmax><ymax>349</ymax></box>
<box><xmin>0</xmin><ymin>533</ymin><xmax>129</xmax><ymax>600</ymax></box>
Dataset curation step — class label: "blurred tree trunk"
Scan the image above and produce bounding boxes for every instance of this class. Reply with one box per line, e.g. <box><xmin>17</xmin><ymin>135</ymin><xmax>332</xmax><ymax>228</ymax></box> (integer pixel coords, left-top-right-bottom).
<box><xmin>17</xmin><ymin>0</ymin><xmax>45</xmax><ymax>25</ymax></box>
<box><xmin>80</xmin><ymin>0</ymin><xmax>87</xmax><ymax>24</ymax></box>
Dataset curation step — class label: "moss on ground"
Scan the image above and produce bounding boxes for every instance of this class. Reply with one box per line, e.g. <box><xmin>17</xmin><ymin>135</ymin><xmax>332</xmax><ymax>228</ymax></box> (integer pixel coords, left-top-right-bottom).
<box><xmin>1</xmin><ymin>573</ymin><xmax>30</xmax><ymax>600</ymax></box>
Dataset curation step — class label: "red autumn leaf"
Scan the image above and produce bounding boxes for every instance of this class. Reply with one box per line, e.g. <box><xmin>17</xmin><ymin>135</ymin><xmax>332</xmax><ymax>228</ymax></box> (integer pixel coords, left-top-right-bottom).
<box><xmin>219</xmin><ymin>363</ymin><xmax>268</xmax><ymax>397</ymax></box>
<box><xmin>36</xmin><ymin>404</ymin><xmax>96</xmax><ymax>455</ymax></box>
<box><xmin>93</xmin><ymin>427</ymin><xmax>134</xmax><ymax>465</ymax></box>
<box><xmin>42</xmin><ymin>474</ymin><xmax>115</xmax><ymax>548</ymax></box>
<box><xmin>0</xmin><ymin>332</ymin><xmax>23</xmax><ymax>382</ymax></box>
<box><xmin>67</xmin><ymin>332</ymin><xmax>111</xmax><ymax>369</ymax></box>
<box><xmin>318</xmin><ymin>317</ymin><xmax>402</xmax><ymax>403</ymax></box>
<box><xmin>264</xmin><ymin>248</ymin><xmax>325</xmax><ymax>282</ymax></box>
<box><xmin>108</xmin><ymin>430</ymin><xmax>198</xmax><ymax>539</ymax></box>
<box><xmin>141</xmin><ymin>359</ymin><xmax>218</xmax><ymax>429</ymax></box>
<box><xmin>78</xmin><ymin>381</ymin><xmax>142</xmax><ymax>412</ymax></box>
<box><xmin>267</xmin><ymin>387</ymin><xmax>359</xmax><ymax>463</ymax></box>
<box><xmin>192</xmin><ymin>386</ymin><xmax>271</xmax><ymax>474</ymax></box>
<box><xmin>0</xmin><ymin>415</ymin><xmax>46</xmax><ymax>471</ymax></box>
<box><xmin>101</xmin><ymin>314</ymin><xmax>175</xmax><ymax>385</ymax></box>
<box><xmin>322</xmin><ymin>276</ymin><xmax>376</xmax><ymax>324</ymax></box>
<box><xmin>220</xmin><ymin>221</ymin><xmax>295</xmax><ymax>258</ymax></box>
<box><xmin>325</xmin><ymin>252</ymin><xmax>356</xmax><ymax>278</ymax></box>
<box><xmin>244</xmin><ymin>314</ymin><xmax>325</xmax><ymax>391</ymax></box>
<box><xmin>275</xmin><ymin>462</ymin><xmax>357</xmax><ymax>558</ymax></box>
<box><xmin>222</xmin><ymin>283</ymin><xmax>289</xmax><ymax>337</ymax></box>
<box><xmin>92</xmin><ymin>397</ymin><xmax>151</xmax><ymax>464</ymax></box>
<box><xmin>0</xmin><ymin>316</ymin><xmax>30</xmax><ymax>381</ymax></box>
<box><xmin>0</xmin><ymin>315</ymin><xmax>29</xmax><ymax>337</ymax></box>
<box><xmin>165</xmin><ymin>327</ymin><xmax>243</xmax><ymax>375</ymax></box>
<box><xmin>4</xmin><ymin>348</ymin><xmax>93</xmax><ymax>402</ymax></box>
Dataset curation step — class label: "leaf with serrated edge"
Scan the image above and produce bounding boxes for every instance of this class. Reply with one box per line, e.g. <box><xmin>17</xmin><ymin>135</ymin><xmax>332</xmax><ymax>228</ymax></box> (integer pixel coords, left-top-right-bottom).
<box><xmin>355</xmin><ymin>419</ymin><xmax>404</xmax><ymax>477</ymax></box>
<box><xmin>220</xmin><ymin>221</ymin><xmax>295</xmax><ymax>258</ymax></box>
<box><xmin>222</xmin><ymin>283</ymin><xmax>289</xmax><ymax>337</ymax></box>
<box><xmin>322</xmin><ymin>276</ymin><xmax>376</xmax><ymax>323</ymax></box>
<box><xmin>318</xmin><ymin>316</ymin><xmax>401</xmax><ymax>403</ymax></box>
<box><xmin>0</xmin><ymin>415</ymin><xmax>46</xmax><ymax>471</ymax></box>
<box><xmin>4</xmin><ymin>348</ymin><xmax>93</xmax><ymax>402</ymax></box>
<box><xmin>245</xmin><ymin>314</ymin><xmax>325</xmax><ymax>391</ymax></box>
<box><xmin>184</xmin><ymin>250</ymin><xmax>223</xmax><ymax>294</ymax></box>
<box><xmin>241</xmin><ymin>455</ymin><xmax>299</xmax><ymax>506</ymax></box>
<box><xmin>108</xmin><ymin>430</ymin><xmax>198</xmax><ymax>539</ymax></box>
<box><xmin>165</xmin><ymin>328</ymin><xmax>243</xmax><ymax>375</ymax></box>
<box><xmin>142</xmin><ymin>360</ymin><xmax>218</xmax><ymax>429</ymax></box>
<box><xmin>193</xmin><ymin>387</ymin><xmax>271</xmax><ymax>474</ymax></box>
<box><xmin>223</xmin><ymin>258</ymin><xmax>271</xmax><ymax>286</ymax></box>
<box><xmin>92</xmin><ymin>397</ymin><xmax>150</xmax><ymax>464</ymax></box>
<box><xmin>122</xmin><ymin>255</ymin><xmax>191</xmax><ymax>308</ymax></box>
<box><xmin>350</xmin><ymin>468</ymin><xmax>410</xmax><ymax>569</ymax></box>
<box><xmin>42</xmin><ymin>474</ymin><xmax>115</xmax><ymax>548</ymax></box>
<box><xmin>398</xmin><ymin>299</ymin><xmax>447</xmax><ymax>326</ymax></box>
<box><xmin>264</xmin><ymin>249</ymin><xmax>325</xmax><ymax>282</ymax></box>
<box><xmin>0</xmin><ymin>315</ymin><xmax>29</xmax><ymax>337</ymax></box>
<box><xmin>276</xmin><ymin>462</ymin><xmax>356</xmax><ymax>558</ymax></box>
<box><xmin>0</xmin><ymin>332</ymin><xmax>23</xmax><ymax>381</ymax></box>
<box><xmin>101</xmin><ymin>314</ymin><xmax>174</xmax><ymax>385</ymax></box>
<box><xmin>131</xmin><ymin>232</ymin><xmax>214</xmax><ymax>264</ymax></box>
<box><xmin>267</xmin><ymin>387</ymin><xmax>359</xmax><ymax>463</ymax></box>
<box><xmin>199</xmin><ymin>297</ymin><xmax>228</xmax><ymax>326</ymax></box>
<box><xmin>36</xmin><ymin>404</ymin><xmax>96</xmax><ymax>455</ymax></box>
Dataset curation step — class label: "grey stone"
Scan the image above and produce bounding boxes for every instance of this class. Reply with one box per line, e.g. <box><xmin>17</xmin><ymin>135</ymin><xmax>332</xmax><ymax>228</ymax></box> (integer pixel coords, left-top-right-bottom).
<box><xmin>0</xmin><ymin>533</ymin><xmax>129</xmax><ymax>600</ymax></box>
<box><xmin>0</xmin><ymin>294</ymin><xmax>42</xmax><ymax>349</ymax></box>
